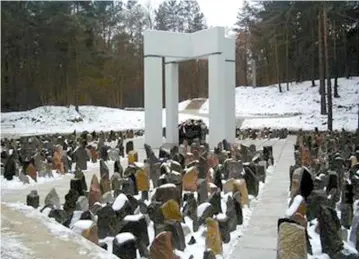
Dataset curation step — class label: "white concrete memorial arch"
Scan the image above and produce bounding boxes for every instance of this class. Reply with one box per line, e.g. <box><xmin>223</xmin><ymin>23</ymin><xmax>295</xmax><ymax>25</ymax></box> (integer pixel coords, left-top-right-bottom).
<box><xmin>143</xmin><ymin>26</ymin><xmax>236</xmax><ymax>148</ymax></box>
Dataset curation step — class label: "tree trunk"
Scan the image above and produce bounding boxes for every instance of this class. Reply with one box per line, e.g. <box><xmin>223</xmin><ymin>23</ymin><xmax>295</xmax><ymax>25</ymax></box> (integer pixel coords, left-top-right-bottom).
<box><xmin>274</xmin><ymin>38</ymin><xmax>282</xmax><ymax>93</ymax></box>
<box><xmin>243</xmin><ymin>55</ymin><xmax>248</xmax><ymax>86</ymax></box>
<box><xmin>323</xmin><ymin>4</ymin><xmax>333</xmax><ymax>131</ymax></box>
<box><xmin>295</xmin><ymin>34</ymin><xmax>301</xmax><ymax>83</ymax></box>
<box><xmin>333</xmin><ymin>20</ymin><xmax>340</xmax><ymax>98</ymax></box>
<box><xmin>264</xmin><ymin>47</ymin><xmax>271</xmax><ymax>85</ymax></box>
<box><xmin>344</xmin><ymin>33</ymin><xmax>350</xmax><ymax>79</ymax></box>
<box><xmin>243</xmin><ymin>33</ymin><xmax>248</xmax><ymax>86</ymax></box>
<box><xmin>318</xmin><ymin>7</ymin><xmax>327</xmax><ymax>115</ymax></box>
<box><xmin>285</xmin><ymin>26</ymin><xmax>290</xmax><ymax>91</ymax></box>
<box><xmin>311</xmin><ymin>20</ymin><xmax>316</xmax><ymax>87</ymax></box>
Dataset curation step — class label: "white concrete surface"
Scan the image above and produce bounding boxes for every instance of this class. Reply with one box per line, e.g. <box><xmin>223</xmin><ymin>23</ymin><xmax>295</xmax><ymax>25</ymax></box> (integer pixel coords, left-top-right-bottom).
<box><xmin>144</xmin><ymin>56</ymin><xmax>163</xmax><ymax>148</ymax></box>
<box><xmin>208</xmin><ymin>53</ymin><xmax>226</xmax><ymax>148</ymax></box>
<box><xmin>224</xmin><ymin>38</ymin><xmax>236</xmax><ymax>144</ymax></box>
<box><xmin>230</xmin><ymin>136</ymin><xmax>296</xmax><ymax>259</ymax></box>
<box><xmin>165</xmin><ymin>62</ymin><xmax>179</xmax><ymax>146</ymax></box>
<box><xmin>143</xmin><ymin>27</ymin><xmax>236</xmax><ymax>148</ymax></box>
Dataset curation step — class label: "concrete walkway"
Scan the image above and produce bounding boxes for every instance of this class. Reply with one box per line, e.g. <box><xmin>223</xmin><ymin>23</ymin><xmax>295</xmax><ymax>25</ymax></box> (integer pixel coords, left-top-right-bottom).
<box><xmin>1</xmin><ymin>203</ymin><xmax>117</xmax><ymax>259</ymax></box>
<box><xmin>231</xmin><ymin>135</ymin><xmax>296</xmax><ymax>259</ymax></box>
<box><xmin>180</xmin><ymin>109</ymin><xmax>298</xmax><ymax>129</ymax></box>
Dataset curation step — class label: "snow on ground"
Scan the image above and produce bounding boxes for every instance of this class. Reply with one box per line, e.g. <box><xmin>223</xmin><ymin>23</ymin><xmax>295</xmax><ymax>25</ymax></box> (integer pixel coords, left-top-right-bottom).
<box><xmin>178</xmin><ymin>100</ymin><xmax>191</xmax><ymax>111</ymax></box>
<box><xmin>307</xmin><ymin>219</ymin><xmax>358</xmax><ymax>259</ymax></box>
<box><xmin>2</xmin><ymin>78</ymin><xmax>357</xmax><ymax>137</ymax></box>
<box><xmin>284</xmin><ymin>188</ymin><xmax>359</xmax><ymax>258</ymax></box>
<box><xmin>173</xmin><ymin>167</ymin><xmax>273</xmax><ymax>259</ymax></box>
<box><xmin>201</xmin><ymin>77</ymin><xmax>359</xmax><ymax>131</ymax></box>
<box><xmin>1</xmin><ymin>100</ymin><xmax>202</xmax><ymax>137</ymax></box>
<box><xmin>241</xmin><ymin>113</ymin><xmax>357</xmax><ymax>132</ymax></box>
<box><xmin>1</xmin><ymin>153</ymin><xmax>274</xmax><ymax>259</ymax></box>
<box><xmin>1</xmin><ymin>172</ymin><xmax>63</xmax><ymax>190</ymax></box>
<box><xmin>0</xmin><ymin>145</ymin><xmax>117</xmax><ymax>192</ymax></box>
<box><xmin>1</xmin><ymin>78</ymin><xmax>357</xmax><ymax>257</ymax></box>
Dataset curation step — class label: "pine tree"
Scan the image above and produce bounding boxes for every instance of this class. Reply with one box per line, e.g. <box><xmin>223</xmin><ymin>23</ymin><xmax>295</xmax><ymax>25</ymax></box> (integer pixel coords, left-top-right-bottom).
<box><xmin>182</xmin><ymin>0</ymin><xmax>206</xmax><ymax>33</ymax></box>
<box><xmin>154</xmin><ymin>0</ymin><xmax>206</xmax><ymax>33</ymax></box>
<box><xmin>154</xmin><ymin>0</ymin><xmax>184</xmax><ymax>32</ymax></box>
<box><xmin>1</xmin><ymin>1</ymin><xmax>358</xmax><ymax>111</ymax></box>
<box><xmin>232</xmin><ymin>0</ymin><xmax>359</xmax><ymax>89</ymax></box>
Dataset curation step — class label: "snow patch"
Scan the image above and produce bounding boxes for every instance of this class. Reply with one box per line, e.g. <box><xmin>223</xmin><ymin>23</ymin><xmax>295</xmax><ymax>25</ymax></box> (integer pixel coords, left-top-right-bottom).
<box><xmin>197</xmin><ymin>202</ymin><xmax>211</xmax><ymax>218</ymax></box>
<box><xmin>178</xmin><ymin>100</ymin><xmax>192</xmax><ymax>111</ymax></box>
<box><xmin>1</xmin><ymin>102</ymin><xmax>202</xmax><ymax>137</ymax></box>
<box><xmin>216</xmin><ymin>213</ymin><xmax>227</xmax><ymax>221</ymax></box>
<box><xmin>200</xmin><ymin>77</ymin><xmax>359</xmax><ymax>131</ymax></box>
<box><xmin>115</xmin><ymin>232</ymin><xmax>136</xmax><ymax>244</ymax></box>
<box><xmin>69</xmin><ymin>211</ymin><xmax>83</xmax><ymax>229</ymax></box>
<box><xmin>1</xmin><ymin>173</ymin><xmax>62</xmax><ymax>190</ymax></box>
<box><xmin>2</xmin><ymin>79</ymin><xmax>357</xmax><ymax>138</ymax></box>
<box><xmin>158</xmin><ymin>183</ymin><xmax>176</xmax><ymax>189</ymax></box>
<box><xmin>112</xmin><ymin>193</ymin><xmax>128</xmax><ymax>211</ymax></box>
<box><xmin>285</xmin><ymin>195</ymin><xmax>304</xmax><ymax>218</ymax></box>
<box><xmin>133</xmin><ymin>162</ymin><xmax>145</xmax><ymax>168</ymax></box>
<box><xmin>124</xmin><ymin>214</ymin><xmax>144</xmax><ymax>222</ymax></box>
<box><xmin>71</xmin><ymin>220</ymin><xmax>94</xmax><ymax>235</ymax></box>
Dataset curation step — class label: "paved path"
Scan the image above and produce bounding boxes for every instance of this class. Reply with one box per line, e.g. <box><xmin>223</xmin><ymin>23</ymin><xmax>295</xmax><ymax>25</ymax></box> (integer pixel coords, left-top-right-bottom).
<box><xmin>179</xmin><ymin>109</ymin><xmax>245</xmax><ymax>128</ymax></box>
<box><xmin>1</xmin><ymin>203</ymin><xmax>117</xmax><ymax>259</ymax></box>
<box><xmin>180</xmin><ymin>109</ymin><xmax>298</xmax><ymax>129</ymax></box>
<box><xmin>231</xmin><ymin>135</ymin><xmax>296</xmax><ymax>259</ymax></box>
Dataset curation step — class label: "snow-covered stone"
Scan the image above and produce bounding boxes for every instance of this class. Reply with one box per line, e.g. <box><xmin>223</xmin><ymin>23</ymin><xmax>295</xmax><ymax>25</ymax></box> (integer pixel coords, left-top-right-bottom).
<box><xmin>115</xmin><ymin>232</ymin><xmax>136</xmax><ymax>244</ymax></box>
<box><xmin>112</xmin><ymin>193</ymin><xmax>128</xmax><ymax>211</ymax></box>
<box><xmin>123</xmin><ymin>214</ymin><xmax>144</xmax><ymax>222</ymax></box>
<box><xmin>197</xmin><ymin>202</ymin><xmax>211</xmax><ymax>218</ymax></box>
<box><xmin>71</xmin><ymin>220</ymin><xmax>94</xmax><ymax>235</ymax></box>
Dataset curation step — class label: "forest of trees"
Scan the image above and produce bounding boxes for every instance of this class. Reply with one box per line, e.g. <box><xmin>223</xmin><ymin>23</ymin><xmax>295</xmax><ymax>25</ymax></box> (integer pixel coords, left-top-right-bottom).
<box><xmin>1</xmin><ymin>1</ymin><xmax>359</xmax><ymax>115</ymax></box>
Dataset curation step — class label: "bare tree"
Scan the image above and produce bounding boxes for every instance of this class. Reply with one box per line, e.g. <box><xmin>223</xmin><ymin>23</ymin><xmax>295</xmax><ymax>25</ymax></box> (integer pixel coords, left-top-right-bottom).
<box><xmin>274</xmin><ymin>36</ymin><xmax>282</xmax><ymax>93</ymax></box>
<box><xmin>332</xmin><ymin>19</ymin><xmax>340</xmax><ymax>98</ymax></box>
<box><xmin>318</xmin><ymin>6</ymin><xmax>327</xmax><ymax>115</ymax></box>
<box><xmin>323</xmin><ymin>3</ymin><xmax>333</xmax><ymax>130</ymax></box>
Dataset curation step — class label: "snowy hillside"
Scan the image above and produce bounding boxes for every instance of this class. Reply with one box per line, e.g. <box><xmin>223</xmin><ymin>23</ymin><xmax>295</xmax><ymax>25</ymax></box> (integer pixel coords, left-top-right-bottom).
<box><xmin>0</xmin><ymin>100</ymin><xmax>201</xmax><ymax>136</ymax></box>
<box><xmin>201</xmin><ymin>77</ymin><xmax>359</xmax><ymax>131</ymax></box>
<box><xmin>1</xmin><ymin>77</ymin><xmax>358</xmax><ymax>137</ymax></box>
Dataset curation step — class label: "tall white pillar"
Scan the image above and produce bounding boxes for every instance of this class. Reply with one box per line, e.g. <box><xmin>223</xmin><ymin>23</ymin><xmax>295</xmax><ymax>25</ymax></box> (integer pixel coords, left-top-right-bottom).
<box><xmin>165</xmin><ymin>62</ymin><xmax>179</xmax><ymax>145</ymax></box>
<box><xmin>208</xmin><ymin>53</ymin><xmax>226</xmax><ymax>149</ymax></box>
<box><xmin>144</xmin><ymin>56</ymin><xmax>163</xmax><ymax>148</ymax></box>
<box><xmin>225</xmin><ymin>60</ymin><xmax>236</xmax><ymax>143</ymax></box>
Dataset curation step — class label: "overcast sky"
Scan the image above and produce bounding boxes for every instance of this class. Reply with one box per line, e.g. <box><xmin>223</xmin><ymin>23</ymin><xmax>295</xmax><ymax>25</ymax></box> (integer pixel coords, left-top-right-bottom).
<box><xmin>137</xmin><ymin>0</ymin><xmax>245</xmax><ymax>28</ymax></box>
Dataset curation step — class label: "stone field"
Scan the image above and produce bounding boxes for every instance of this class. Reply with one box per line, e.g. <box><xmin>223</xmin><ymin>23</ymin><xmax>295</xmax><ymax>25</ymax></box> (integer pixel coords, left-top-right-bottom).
<box><xmin>1</xmin><ymin>129</ymin><xmax>359</xmax><ymax>259</ymax></box>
